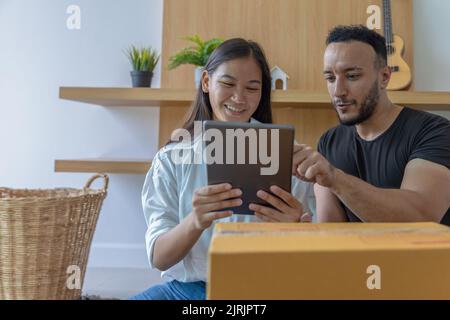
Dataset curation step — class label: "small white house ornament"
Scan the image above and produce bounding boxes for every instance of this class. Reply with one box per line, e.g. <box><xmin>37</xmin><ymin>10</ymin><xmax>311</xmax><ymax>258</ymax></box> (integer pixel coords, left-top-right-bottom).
<box><xmin>270</xmin><ymin>66</ymin><xmax>289</xmax><ymax>90</ymax></box>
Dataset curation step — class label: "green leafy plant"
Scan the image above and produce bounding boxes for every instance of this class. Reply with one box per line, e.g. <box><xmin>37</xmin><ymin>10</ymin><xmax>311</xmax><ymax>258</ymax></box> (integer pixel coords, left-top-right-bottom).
<box><xmin>168</xmin><ymin>35</ymin><xmax>223</xmax><ymax>70</ymax></box>
<box><xmin>126</xmin><ymin>45</ymin><xmax>160</xmax><ymax>72</ymax></box>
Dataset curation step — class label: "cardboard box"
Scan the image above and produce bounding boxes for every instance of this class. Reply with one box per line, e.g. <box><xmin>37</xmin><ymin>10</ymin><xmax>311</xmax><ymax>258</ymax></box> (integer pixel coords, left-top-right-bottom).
<box><xmin>207</xmin><ymin>222</ymin><xmax>450</xmax><ymax>299</ymax></box>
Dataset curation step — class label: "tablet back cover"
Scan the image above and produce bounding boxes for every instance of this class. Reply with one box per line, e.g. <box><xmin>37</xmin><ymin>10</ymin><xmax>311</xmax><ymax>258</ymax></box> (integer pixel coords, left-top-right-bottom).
<box><xmin>204</xmin><ymin>120</ymin><xmax>294</xmax><ymax>215</ymax></box>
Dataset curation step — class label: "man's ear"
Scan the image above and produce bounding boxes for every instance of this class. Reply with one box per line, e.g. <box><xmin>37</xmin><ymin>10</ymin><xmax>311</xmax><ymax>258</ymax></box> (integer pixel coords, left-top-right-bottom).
<box><xmin>379</xmin><ymin>65</ymin><xmax>391</xmax><ymax>90</ymax></box>
<box><xmin>201</xmin><ymin>70</ymin><xmax>210</xmax><ymax>93</ymax></box>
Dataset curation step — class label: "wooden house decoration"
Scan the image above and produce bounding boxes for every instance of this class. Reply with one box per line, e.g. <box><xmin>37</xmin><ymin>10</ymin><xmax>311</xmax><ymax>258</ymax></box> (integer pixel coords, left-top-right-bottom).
<box><xmin>271</xmin><ymin>66</ymin><xmax>289</xmax><ymax>90</ymax></box>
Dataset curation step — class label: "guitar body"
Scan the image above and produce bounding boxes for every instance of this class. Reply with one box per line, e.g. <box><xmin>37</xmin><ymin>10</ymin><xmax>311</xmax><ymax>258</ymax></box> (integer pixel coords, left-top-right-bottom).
<box><xmin>387</xmin><ymin>34</ymin><xmax>412</xmax><ymax>90</ymax></box>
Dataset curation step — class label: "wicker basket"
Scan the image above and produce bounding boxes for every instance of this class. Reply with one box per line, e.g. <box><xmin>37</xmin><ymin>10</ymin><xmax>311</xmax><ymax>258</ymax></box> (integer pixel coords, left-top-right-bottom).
<box><xmin>0</xmin><ymin>174</ymin><xmax>109</xmax><ymax>300</ymax></box>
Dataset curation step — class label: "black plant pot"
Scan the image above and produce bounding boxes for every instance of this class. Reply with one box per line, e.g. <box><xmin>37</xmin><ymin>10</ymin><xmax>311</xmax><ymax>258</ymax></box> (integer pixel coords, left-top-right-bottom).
<box><xmin>130</xmin><ymin>71</ymin><xmax>153</xmax><ymax>87</ymax></box>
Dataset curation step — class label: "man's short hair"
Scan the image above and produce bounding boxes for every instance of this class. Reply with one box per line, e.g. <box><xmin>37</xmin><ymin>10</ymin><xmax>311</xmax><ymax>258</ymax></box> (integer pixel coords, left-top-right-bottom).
<box><xmin>326</xmin><ymin>25</ymin><xmax>387</xmax><ymax>68</ymax></box>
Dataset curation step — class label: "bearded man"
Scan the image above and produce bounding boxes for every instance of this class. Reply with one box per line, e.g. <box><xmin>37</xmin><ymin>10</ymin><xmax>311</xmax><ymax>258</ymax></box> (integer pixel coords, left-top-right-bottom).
<box><xmin>293</xmin><ymin>25</ymin><xmax>450</xmax><ymax>225</ymax></box>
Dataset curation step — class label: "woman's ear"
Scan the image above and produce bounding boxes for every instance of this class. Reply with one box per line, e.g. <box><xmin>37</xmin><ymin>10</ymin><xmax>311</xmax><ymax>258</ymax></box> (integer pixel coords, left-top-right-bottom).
<box><xmin>201</xmin><ymin>70</ymin><xmax>210</xmax><ymax>93</ymax></box>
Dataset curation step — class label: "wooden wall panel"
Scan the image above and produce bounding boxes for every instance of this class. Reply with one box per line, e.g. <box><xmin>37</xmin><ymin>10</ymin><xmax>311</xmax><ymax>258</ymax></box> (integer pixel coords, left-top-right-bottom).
<box><xmin>159</xmin><ymin>0</ymin><xmax>413</xmax><ymax>147</ymax></box>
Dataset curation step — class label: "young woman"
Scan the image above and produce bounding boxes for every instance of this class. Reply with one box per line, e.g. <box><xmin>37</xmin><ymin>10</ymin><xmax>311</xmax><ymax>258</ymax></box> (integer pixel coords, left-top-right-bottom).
<box><xmin>132</xmin><ymin>38</ymin><xmax>315</xmax><ymax>300</ymax></box>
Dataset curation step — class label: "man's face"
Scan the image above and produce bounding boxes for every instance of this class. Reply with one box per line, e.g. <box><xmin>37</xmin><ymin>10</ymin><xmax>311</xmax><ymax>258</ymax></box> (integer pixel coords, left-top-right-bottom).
<box><xmin>323</xmin><ymin>41</ymin><xmax>383</xmax><ymax>126</ymax></box>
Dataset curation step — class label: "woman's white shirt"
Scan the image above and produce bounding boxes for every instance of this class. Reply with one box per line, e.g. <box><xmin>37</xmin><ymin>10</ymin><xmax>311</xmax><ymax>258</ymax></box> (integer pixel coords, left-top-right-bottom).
<box><xmin>142</xmin><ymin>124</ymin><xmax>316</xmax><ymax>282</ymax></box>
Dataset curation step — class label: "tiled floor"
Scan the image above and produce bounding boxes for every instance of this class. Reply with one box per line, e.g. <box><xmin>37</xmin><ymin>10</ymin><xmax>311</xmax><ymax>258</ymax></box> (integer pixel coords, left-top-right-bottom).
<box><xmin>82</xmin><ymin>267</ymin><xmax>163</xmax><ymax>300</ymax></box>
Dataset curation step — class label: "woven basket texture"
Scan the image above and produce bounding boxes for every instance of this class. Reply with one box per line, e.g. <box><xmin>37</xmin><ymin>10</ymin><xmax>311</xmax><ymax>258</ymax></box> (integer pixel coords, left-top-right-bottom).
<box><xmin>0</xmin><ymin>174</ymin><xmax>108</xmax><ymax>300</ymax></box>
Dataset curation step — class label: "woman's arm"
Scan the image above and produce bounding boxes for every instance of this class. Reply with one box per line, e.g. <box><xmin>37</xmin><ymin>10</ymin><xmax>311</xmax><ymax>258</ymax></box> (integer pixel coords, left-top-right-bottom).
<box><xmin>152</xmin><ymin>183</ymin><xmax>242</xmax><ymax>271</ymax></box>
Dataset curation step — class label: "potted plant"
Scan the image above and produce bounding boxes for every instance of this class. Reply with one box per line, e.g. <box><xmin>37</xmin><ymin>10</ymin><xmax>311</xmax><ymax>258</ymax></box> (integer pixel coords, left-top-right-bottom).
<box><xmin>126</xmin><ymin>45</ymin><xmax>160</xmax><ymax>87</ymax></box>
<box><xmin>168</xmin><ymin>35</ymin><xmax>223</xmax><ymax>87</ymax></box>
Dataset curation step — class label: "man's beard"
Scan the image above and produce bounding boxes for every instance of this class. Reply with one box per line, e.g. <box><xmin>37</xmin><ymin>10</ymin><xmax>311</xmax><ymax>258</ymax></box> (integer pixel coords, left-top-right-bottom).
<box><xmin>334</xmin><ymin>80</ymin><xmax>380</xmax><ymax>126</ymax></box>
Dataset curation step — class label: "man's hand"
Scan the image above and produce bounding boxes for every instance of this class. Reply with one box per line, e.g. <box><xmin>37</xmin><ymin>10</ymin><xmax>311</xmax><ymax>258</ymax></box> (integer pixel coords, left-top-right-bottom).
<box><xmin>292</xmin><ymin>144</ymin><xmax>337</xmax><ymax>188</ymax></box>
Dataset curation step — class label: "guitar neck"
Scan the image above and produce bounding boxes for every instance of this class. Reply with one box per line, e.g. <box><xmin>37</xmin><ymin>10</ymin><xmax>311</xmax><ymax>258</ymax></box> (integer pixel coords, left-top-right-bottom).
<box><xmin>382</xmin><ymin>0</ymin><xmax>394</xmax><ymax>45</ymax></box>
<box><xmin>382</xmin><ymin>0</ymin><xmax>412</xmax><ymax>89</ymax></box>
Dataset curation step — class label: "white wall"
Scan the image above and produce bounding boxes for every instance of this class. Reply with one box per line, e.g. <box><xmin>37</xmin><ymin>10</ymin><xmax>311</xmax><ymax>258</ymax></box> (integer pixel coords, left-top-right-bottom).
<box><xmin>413</xmin><ymin>0</ymin><xmax>450</xmax><ymax>120</ymax></box>
<box><xmin>0</xmin><ymin>0</ymin><xmax>163</xmax><ymax>270</ymax></box>
<box><xmin>0</xmin><ymin>0</ymin><xmax>448</xmax><ymax>279</ymax></box>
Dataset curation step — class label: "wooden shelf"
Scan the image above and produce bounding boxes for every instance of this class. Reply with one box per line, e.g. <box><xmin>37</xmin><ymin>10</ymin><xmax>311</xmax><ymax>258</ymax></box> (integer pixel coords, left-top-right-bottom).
<box><xmin>54</xmin><ymin>158</ymin><xmax>152</xmax><ymax>174</ymax></box>
<box><xmin>59</xmin><ymin>87</ymin><xmax>194</xmax><ymax>107</ymax></box>
<box><xmin>60</xmin><ymin>87</ymin><xmax>450</xmax><ymax>110</ymax></box>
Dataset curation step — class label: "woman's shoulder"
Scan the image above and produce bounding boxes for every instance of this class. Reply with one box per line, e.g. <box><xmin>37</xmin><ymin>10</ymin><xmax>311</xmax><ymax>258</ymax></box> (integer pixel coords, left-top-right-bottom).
<box><xmin>153</xmin><ymin>134</ymin><xmax>203</xmax><ymax>166</ymax></box>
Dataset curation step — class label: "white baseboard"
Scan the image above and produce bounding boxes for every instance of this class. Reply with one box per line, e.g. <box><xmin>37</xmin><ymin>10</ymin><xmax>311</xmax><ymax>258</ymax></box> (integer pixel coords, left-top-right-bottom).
<box><xmin>83</xmin><ymin>266</ymin><xmax>163</xmax><ymax>299</ymax></box>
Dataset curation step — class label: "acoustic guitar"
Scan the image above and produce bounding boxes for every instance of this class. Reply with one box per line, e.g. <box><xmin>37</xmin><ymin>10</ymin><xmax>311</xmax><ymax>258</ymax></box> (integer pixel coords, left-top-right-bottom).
<box><xmin>383</xmin><ymin>0</ymin><xmax>412</xmax><ymax>90</ymax></box>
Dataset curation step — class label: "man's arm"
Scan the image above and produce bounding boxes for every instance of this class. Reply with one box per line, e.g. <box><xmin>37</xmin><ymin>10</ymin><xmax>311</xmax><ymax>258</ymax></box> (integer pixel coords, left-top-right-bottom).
<box><xmin>314</xmin><ymin>183</ymin><xmax>348</xmax><ymax>222</ymax></box>
<box><xmin>294</xmin><ymin>145</ymin><xmax>450</xmax><ymax>223</ymax></box>
<box><xmin>331</xmin><ymin>158</ymin><xmax>450</xmax><ymax>222</ymax></box>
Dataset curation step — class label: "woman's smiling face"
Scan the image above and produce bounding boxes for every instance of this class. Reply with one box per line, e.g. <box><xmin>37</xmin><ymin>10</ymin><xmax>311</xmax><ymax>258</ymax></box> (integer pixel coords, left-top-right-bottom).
<box><xmin>201</xmin><ymin>55</ymin><xmax>262</xmax><ymax>122</ymax></box>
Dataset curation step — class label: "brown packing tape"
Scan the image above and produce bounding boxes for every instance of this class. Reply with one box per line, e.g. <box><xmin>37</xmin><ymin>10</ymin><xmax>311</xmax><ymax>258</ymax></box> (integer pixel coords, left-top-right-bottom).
<box><xmin>211</xmin><ymin>223</ymin><xmax>450</xmax><ymax>251</ymax></box>
<box><xmin>214</xmin><ymin>223</ymin><xmax>450</xmax><ymax>237</ymax></box>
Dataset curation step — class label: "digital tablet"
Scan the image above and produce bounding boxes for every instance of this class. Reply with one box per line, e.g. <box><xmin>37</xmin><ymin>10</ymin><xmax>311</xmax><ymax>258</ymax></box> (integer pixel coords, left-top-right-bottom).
<box><xmin>203</xmin><ymin>120</ymin><xmax>294</xmax><ymax>215</ymax></box>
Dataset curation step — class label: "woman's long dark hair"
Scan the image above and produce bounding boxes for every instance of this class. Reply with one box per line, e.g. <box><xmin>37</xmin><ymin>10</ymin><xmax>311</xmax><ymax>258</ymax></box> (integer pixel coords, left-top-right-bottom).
<box><xmin>181</xmin><ymin>38</ymin><xmax>272</xmax><ymax>136</ymax></box>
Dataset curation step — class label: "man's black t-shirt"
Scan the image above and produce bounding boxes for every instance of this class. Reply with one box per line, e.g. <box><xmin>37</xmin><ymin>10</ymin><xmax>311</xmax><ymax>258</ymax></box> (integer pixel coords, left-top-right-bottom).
<box><xmin>318</xmin><ymin>107</ymin><xmax>450</xmax><ymax>225</ymax></box>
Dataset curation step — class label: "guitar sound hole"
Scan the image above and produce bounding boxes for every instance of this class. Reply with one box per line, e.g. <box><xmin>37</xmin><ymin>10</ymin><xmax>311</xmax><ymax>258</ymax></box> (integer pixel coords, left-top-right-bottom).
<box><xmin>386</xmin><ymin>45</ymin><xmax>396</xmax><ymax>55</ymax></box>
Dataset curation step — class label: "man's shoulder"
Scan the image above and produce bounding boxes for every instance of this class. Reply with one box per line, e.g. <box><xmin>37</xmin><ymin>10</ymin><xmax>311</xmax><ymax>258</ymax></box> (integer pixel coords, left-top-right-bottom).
<box><xmin>319</xmin><ymin>124</ymin><xmax>353</xmax><ymax>144</ymax></box>
<box><xmin>399</xmin><ymin>107</ymin><xmax>450</xmax><ymax>138</ymax></box>
<box><xmin>401</xmin><ymin>107</ymin><xmax>449</xmax><ymax>126</ymax></box>
<box><xmin>317</xmin><ymin>124</ymin><xmax>354</xmax><ymax>156</ymax></box>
